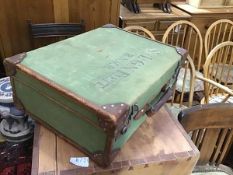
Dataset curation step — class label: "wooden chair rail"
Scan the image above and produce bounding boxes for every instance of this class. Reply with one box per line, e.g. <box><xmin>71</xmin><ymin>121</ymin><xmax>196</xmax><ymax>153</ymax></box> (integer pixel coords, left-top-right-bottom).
<box><xmin>29</xmin><ymin>21</ymin><xmax>85</xmax><ymax>38</ymax></box>
<box><xmin>179</xmin><ymin>103</ymin><xmax>233</xmax><ymax>131</ymax></box>
<box><xmin>203</xmin><ymin>41</ymin><xmax>233</xmax><ymax>103</ymax></box>
<box><xmin>162</xmin><ymin>20</ymin><xmax>203</xmax><ymax>71</ymax></box>
<box><xmin>179</xmin><ymin>103</ymin><xmax>233</xmax><ymax>166</ymax></box>
<box><xmin>124</xmin><ymin>25</ymin><xmax>156</xmax><ymax>40</ymax></box>
<box><xmin>204</xmin><ymin>19</ymin><xmax>233</xmax><ymax>58</ymax></box>
<box><xmin>28</xmin><ymin>20</ymin><xmax>85</xmax><ymax>49</ymax></box>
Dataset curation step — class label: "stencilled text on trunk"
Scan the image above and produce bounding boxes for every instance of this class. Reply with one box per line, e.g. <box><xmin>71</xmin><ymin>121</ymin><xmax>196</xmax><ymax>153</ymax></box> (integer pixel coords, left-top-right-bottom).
<box><xmin>91</xmin><ymin>49</ymin><xmax>160</xmax><ymax>90</ymax></box>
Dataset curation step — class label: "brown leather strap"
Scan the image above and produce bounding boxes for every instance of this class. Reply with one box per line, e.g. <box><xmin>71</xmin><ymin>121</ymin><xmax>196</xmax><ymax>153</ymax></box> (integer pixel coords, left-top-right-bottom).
<box><xmin>146</xmin><ymin>87</ymin><xmax>173</xmax><ymax>117</ymax></box>
<box><xmin>133</xmin><ymin>87</ymin><xmax>173</xmax><ymax>120</ymax></box>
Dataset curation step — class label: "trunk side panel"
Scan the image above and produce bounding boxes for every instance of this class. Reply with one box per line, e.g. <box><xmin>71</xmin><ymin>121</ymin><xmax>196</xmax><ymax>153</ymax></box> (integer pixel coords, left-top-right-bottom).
<box><xmin>113</xmin><ymin>114</ymin><xmax>147</xmax><ymax>150</ymax></box>
<box><xmin>16</xmin><ymin>70</ymin><xmax>99</xmax><ymax>124</ymax></box>
<box><xmin>14</xmin><ymin>72</ymin><xmax>107</xmax><ymax>153</ymax></box>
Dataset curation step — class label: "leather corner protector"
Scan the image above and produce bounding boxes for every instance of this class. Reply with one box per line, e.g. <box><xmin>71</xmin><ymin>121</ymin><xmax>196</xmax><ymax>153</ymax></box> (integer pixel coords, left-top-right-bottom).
<box><xmin>92</xmin><ymin>151</ymin><xmax>108</xmax><ymax>167</ymax></box>
<box><xmin>101</xmin><ymin>103</ymin><xmax>130</xmax><ymax>120</ymax></box>
<box><xmin>99</xmin><ymin>103</ymin><xmax>130</xmax><ymax>132</ymax></box>
<box><xmin>4</xmin><ymin>53</ymin><xmax>26</xmax><ymax>76</ymax></box>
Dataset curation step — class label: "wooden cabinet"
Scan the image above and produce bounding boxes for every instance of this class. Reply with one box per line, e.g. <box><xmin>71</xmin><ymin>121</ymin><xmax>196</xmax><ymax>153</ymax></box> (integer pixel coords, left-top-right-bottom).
<box><xmin>120</xmin><ymin>4</ymin><xmax>191</xmax><ymax>41</ymax></box>
<box><xmin>31</xmin><ymin>107</ymin><xmax>199</xmax><ymax>175</ymax></box>
<box><xmin>172</xmin><ymin>2</ymin><xmax>233</xmax><ymax>37</ymax></box>
<box><xmin>0</xmin><ymin>0</ymin><xmax>120</xmax><ymax>58</ymax></box>
<box><xmin>187</xmin><ymin>0</ymin><xmax>233</xmax><ymax>9</ymax></box>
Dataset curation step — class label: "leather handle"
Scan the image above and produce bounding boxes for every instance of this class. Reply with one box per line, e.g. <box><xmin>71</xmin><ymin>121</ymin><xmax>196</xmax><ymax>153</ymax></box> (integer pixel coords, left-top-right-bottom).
<box><xmin>133</xmin><ymin>87</ymin><xmax>173</xmax><ymax>120</ymax></box>
<box><xmin>146</xmin><ymin>87</ymin><xmax>173</xmax><ymax>117</ymax></box>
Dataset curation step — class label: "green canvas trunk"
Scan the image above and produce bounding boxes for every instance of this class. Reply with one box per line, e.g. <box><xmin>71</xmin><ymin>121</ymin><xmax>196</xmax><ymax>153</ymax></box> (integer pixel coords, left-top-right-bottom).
<box><xmin>4</xmin><ymin>25</ymin><xmax>186</xmax><ymax>167</ymax></box>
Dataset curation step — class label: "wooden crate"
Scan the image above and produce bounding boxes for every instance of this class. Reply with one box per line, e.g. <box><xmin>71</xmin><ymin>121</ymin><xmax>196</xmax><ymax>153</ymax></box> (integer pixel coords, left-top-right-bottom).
<box><xmin>187</xmin><ymin>0</ymin><xmax>233</xmax><ymax>8</ymax></box>
<box><xmin>31</xmin><ymin>107</ymin><xmax>199</xmax><ymax>175</ymax></box>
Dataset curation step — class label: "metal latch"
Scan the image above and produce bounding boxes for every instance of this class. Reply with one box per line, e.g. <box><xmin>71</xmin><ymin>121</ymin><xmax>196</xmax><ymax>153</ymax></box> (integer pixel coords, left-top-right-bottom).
<box><xmin>120</xmin><ymin>104</ymin><xmax>139</xmax><ymax>135</ymax></box>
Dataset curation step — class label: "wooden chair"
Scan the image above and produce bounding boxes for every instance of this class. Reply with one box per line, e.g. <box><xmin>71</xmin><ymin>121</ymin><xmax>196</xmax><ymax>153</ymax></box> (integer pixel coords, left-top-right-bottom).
<box><xmin>166</xmin><ymin>55</ymin><xmax>195</xmax><ymax>118</ymax></box>
<box><xmin>124</xmin><ymin>26</ymin><xmax>156</xmax><ymax>40</ymax></box>
<box><xmin>28</xmin><ymin>21</ymin><xmax>85</xmax><ymax>49</ymax></box>
<box><xmin>205</xmin><ymin>19</ymin><xmax>233</xmax><ymax>59</ymax></box>
<box><xmin>162</xmin><ymin>20</ymin><xmax>205</xmax><ymax>103</ymax></box>
<box><xmin>162</xmin><ymin>20</ymin><xmax>203</xmax><ymax>71</ymax></box>
<box><xmin>167</xmin><ymin>54</ymin><xmax>233</xmax><ymax>119</ymax></box>
<box><xmin>200</xmin><ymin>41</ymin><xmax>233</xmax><ymax>104</ymax></box>
<box><xmin>178</xmin><ymin>103</ymin><xmax>233</xmax><ymax>174</ymax></box>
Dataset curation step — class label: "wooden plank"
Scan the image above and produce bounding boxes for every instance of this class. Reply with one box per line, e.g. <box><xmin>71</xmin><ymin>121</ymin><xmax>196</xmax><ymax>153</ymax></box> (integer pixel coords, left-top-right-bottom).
<box><xmin>0</xmin><ymin>0</ymin><xmax>120</xmax><ymax>57</ymax></box>
<box><xmin>78</xmin><ymin>0</ymin><xmax>91</xmax><ymax>30</ymax></box>
<box><xmin>33</xmin><ymin>107</ymin><xmax>199</xmax><ymax>175</ymax></box>
<box><xmin>36</xmin><ymin>125</ymin><xmax>57</xmax><ymax>175</ymax></box>
<box><xmin>56</xmin><ymin>136</ymin><xmax>86</xmax><ymax>175</ymax></box>
<box><xmin>31</xmin><ymin>124</ymin><xmax>40</xmax><ymax>175</ymax></box>
<box><xmin>78</xmin><ymin>0</ymin><xmax>120</xmax><ymax>31</ymax></box>
<box><xmin>0</xmin><ymin>1</ymin><xmax>17</xmax><ymax>57</ymax></box>
<box><xmin>0</xmin><ymin>0</ymin><xmax>55</xmax><ymax>57</ymax></box>
<box><xmin>68</xmin><ymin>0</ymin><xmax>81</xmax><ymax>23</ymax></box>
<box><xmin>81</xmin><ymin>0</ymin><xmax>107</xmax><ymax>30</ymax></box>
<box><xmin>26</xmin><ymin>0</ymin><xmax>55</xmax><ymax>23</ymax></box>
<box><xmin>53</xmin><ymin>0</ymin><xmax>70</xmax><ymax>23</ymax></box>
<box><xmin>110</xmin><ymin>0</ymin><xmax>120</xmax><ymax>25</ymax></box>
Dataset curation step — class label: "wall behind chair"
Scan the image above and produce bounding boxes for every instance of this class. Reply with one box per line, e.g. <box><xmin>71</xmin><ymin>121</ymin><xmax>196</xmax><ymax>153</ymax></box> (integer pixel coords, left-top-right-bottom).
<box><xmin>0</xmin><ymin>0</ymin><xmax>120</xmax><ymax>58</ymax></box>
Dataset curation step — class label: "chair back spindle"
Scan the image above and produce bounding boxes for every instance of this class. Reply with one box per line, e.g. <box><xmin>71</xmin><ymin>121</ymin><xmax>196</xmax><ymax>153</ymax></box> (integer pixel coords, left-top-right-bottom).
<box><xmin>203</xmin><ymin>41</ymin><xmax>233</xmax><ymax>103</ymax></box>
<box><xmin>205</xmin><ymin>19</ymin><xmax>233</xmax><ymax>58</ymax></box>
<box><xmin>162</xmin><ymin>20</ymin><xmax>203</xmax><ymax>71</ymax></box>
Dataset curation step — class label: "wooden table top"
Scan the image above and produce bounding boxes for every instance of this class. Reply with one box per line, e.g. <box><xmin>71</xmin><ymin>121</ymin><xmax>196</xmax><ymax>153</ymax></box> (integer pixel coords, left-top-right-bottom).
<box><xmin>120</xmin><ymin>4</ymin><xmax>191</xmax><ymax>21</ymax></box>
<box><xmin>172</xmin><ymin>2</ymin><xmax>233</xmax><ymax>15</ymax></box>
<box><xmin>31</xmin><ymin>106</ymin><xmax>199</xmax><ymax>175</ymax></box>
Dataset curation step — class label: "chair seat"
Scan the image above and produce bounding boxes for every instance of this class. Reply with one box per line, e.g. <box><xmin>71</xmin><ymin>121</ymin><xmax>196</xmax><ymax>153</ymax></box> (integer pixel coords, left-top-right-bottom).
<box><xmin>176</xmin><ymin>67</ymin><xmax>204</xmax><ymax>93</ymax></box>
<box><xmin>201</xmin><ymin>94</ymin><xmax>233</xmax><ymax>104</ymax></box>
